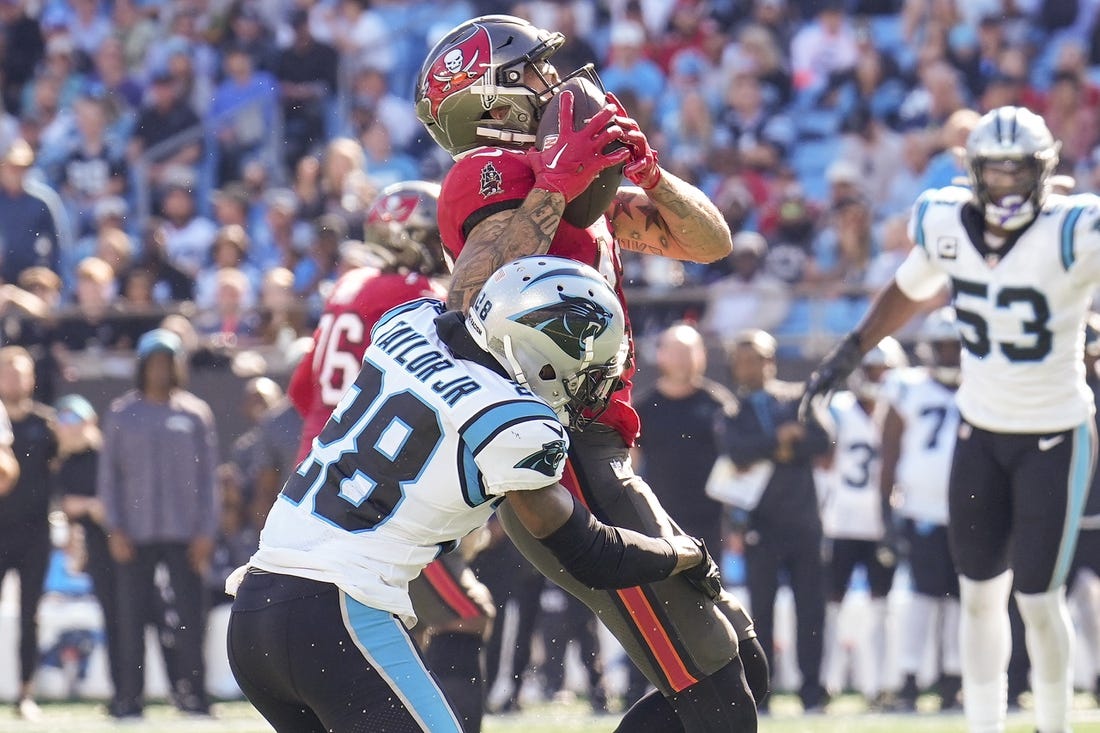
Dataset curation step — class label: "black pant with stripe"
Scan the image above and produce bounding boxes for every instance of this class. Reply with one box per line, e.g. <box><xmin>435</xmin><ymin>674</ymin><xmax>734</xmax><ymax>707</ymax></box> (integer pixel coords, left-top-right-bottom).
<box><xmin>497</xmin><ymin>424</ymin><xmax>758</xmax><ymax>731</ymax></box>
<box><xmin>228</xmin><ymin>570</ymin><xmax>464</xmax><ymax>733</ymax></box>
<box><xmin>948</xmin><ymin>420</ymin><xmax>1096</xmax><ymax>593</ymax></box>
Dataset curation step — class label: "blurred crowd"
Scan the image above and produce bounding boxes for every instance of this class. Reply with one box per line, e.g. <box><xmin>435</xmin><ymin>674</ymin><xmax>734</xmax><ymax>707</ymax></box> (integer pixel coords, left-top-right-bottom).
<box><xmin>0</xmin><ymin>0</ymin><xmax>1099</xmax><ymax>371</ymax></box>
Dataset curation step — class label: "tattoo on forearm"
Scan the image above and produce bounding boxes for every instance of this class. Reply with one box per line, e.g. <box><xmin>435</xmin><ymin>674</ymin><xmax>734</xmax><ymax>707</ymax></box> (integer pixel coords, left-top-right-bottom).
<box><xmin>612</xmin><ymin>172</ymin><xmax>732</xmax><ymax>262</ymax></box>
<box><xmin>447</xmin><ymin>191</ymin><xmax>565</xmax><ymax>312</ymax></box>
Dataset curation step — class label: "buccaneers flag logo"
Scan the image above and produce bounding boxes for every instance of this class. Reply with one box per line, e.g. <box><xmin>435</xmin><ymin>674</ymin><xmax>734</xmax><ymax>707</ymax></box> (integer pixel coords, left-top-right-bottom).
<box><xmin>368</xmin><ymin>192</ymin><xmax>419</xmax><ymax>226</ymax></box>
<box><xmin>424</xmin><ymin>25</ymin><xmax>493</xmax><ymax>119</ymax></box>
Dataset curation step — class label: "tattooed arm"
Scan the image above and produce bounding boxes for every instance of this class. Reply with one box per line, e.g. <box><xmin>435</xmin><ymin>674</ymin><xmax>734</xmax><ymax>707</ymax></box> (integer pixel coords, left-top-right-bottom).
<box><xmin>607</xmin><ymin>171</ymin><xmax>732</xmax><ymax>263</ymax></box>
<box><xmin>446</xmin><ymin>189</ymin><xmax>566</xmax><ymax>312</ymax></box>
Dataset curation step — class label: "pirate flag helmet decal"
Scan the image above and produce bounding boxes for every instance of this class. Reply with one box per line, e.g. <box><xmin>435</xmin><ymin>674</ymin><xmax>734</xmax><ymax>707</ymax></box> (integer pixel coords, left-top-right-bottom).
<box><xmin>466</xmin><ymin>255</ymin><xmax>627</xmax><ymax>429</ymax></box>
<box><xmin>415</xmin><ymin>14</ymin><xmax>604</xmax><ymax>157</ymax></box>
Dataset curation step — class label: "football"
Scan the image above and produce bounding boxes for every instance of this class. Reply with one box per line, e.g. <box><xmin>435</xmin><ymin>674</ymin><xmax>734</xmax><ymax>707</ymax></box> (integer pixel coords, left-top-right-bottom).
<box><xmin>536</xmin><ymin>76</ymin><xmax>625</xmax><ymax>229</ymax></box>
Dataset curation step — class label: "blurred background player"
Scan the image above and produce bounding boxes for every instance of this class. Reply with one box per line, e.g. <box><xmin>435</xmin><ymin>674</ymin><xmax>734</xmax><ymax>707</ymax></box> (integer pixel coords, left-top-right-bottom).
<box><xmin>418</xmin><ymin>16</ymin><xmax>762</xmax><ymax>730</ymax></box>
<box><xmin>880</xmin><ymin>307</ymin><xmax>964</xmax><ymax>712</ymax></box>
<box><xmin>818</xmin><ymin>337</ymin><xmax>905</xmax><ymax>710</ymax></box>
<box><xmin>286</xmin><ymin>180</ymin><xmax>492</xmax><ymax>732</ymax></box>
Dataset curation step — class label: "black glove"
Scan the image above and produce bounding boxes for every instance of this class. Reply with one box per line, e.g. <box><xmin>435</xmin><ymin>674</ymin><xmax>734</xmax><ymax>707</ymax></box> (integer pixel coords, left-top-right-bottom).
<box><xmin>682</xmin><ymin>537</ymin><xmax>723</xmax><ymax>600</ymax></box>
<box><xmin>798</xmin><ymin>331</ymin><xmax>864</xmax><ymax>422</ymax></box>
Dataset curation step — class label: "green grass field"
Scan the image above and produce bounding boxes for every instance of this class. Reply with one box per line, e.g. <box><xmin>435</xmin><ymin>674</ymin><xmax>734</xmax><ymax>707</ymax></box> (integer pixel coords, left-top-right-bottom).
<box><xmin>0</xmin><ymin>695</ymin><xmax>1096</xmax><ymax>733</ymax></box>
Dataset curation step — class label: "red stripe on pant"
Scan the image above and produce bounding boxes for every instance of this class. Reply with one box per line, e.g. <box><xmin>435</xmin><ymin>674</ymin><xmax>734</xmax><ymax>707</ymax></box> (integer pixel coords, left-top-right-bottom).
<box><xmin>422</xmin><ymin>561</ymin><xmax>481</xmax><ymax>619</ymax></box>
<box><xmin>560</xmin><ymin>460</ymin><xmax>699</xmax><ymax>692</ymax></box>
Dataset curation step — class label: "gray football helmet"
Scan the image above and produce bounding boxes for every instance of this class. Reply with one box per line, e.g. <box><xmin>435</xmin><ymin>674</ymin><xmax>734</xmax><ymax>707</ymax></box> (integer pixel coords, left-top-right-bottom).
<box><xmin>416</xmin><ymin>15</ymin><xmax>600</xmax><ymax>156</ymax></box>
<box><xmin>916</xmin><ymin>307</ymin><xmax>962</xmax><ymax>386</ymax></box>
<box><xmin>466</xmin><ymin>256</ymin><xmax>627</xmax><ymax>429</ymax></box>
<box><xmin>364</xmin><ymin>180</ymin><xmax>450</xmax><ymax>277</ymax></box>
<box><xmin>965</xmin><ymin>106</ymin><xmax>1061</xmax><ymax>231</ymax></box>
<box><xmin>849</xmin><ymin>336</ymin><xmax>907</xmax><ymax>400</ymax></box>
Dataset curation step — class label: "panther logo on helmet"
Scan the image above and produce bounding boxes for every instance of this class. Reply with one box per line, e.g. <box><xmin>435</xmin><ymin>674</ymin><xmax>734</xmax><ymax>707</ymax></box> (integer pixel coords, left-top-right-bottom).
<box><xmin>514</xmin><ymin>293</ymin><xmax>613</xmax><ymax>361</ymax></box>
<box><xmin>423</xmin><ymin>25</ymin><xmax>492</xmax><ymax>119</ymax></box>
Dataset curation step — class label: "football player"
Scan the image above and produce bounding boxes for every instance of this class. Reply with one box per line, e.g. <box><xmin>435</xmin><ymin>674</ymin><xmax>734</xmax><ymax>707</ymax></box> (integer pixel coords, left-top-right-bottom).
<box><xmin>416</xmin><ymin>16</ymin><xmax>763</xmax><ymax>730</ymax></box>
<box><xmin>800</xmin><ymin>106</ymin><xmax>1096</xmax><ymax>733</ymax></box>
<box><xmin>226</xmin><ymin>257</ymin><xmax>722</xmax><ymax>732</ymax></box>
<box><xmin>818</xmin><ymin>338</ymin><xmax>905</xmax><ymax>710</ymax></box>
<box><xmin>879</xmin><ymin>308</ymin><xmax>963</xmax><ymax>712</ymax></box>
<box><xmin>286</xmin><ymin>181</ymin><xmax>493</xmax><ymax>732</ymax></box>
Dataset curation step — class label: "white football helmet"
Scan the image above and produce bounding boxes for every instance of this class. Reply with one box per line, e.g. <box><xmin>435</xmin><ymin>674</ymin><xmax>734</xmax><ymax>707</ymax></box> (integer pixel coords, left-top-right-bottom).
<box><xmin>466</xmin><ymin>256</ymin><xmax>628</xmax><ymax>429</ymax></box>
<box><xmin>849</xmin><ymin>336</ymin><xmax>907</xmax><ymax>400</ymax></box>
<box><xmin>965</xmin><ymin>106</ymin><xmax>1060</xmax><ymax>231</ymax></box>
<box><xmin>916</xmin><ymin>307</ymin><xmax>962</xmax><ymax>386</ymax></box>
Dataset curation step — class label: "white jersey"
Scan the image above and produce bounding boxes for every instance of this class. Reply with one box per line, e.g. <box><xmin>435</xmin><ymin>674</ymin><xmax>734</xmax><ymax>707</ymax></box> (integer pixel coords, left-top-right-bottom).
<box><xmin>251</xmin><ymin>300</ymin><xmax>569</xmax><ymax>627</ymax></box>
<box><xmin>896</xmin><ymin>187</ymin><xmax>1100</xmax><ymax>432</ymax></box>
<box><xmin>880</xmin><ymin>368</ymin><xmax>959</xmax><ymax>525</ymax></box>
<box><xmin>822</xmin><ymin>391</ymin><xmax>884</xmax><ymax>541</ymax></box>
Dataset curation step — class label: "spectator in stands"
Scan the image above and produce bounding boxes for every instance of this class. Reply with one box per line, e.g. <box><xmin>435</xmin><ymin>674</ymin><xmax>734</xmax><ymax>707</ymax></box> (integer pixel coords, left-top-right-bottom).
<box><xmin>8</xmin><ymin>267</ymin><xmax>62</xmax><ymax>403</ymax></box>
<box><xmin>758</xmin><ymin>183</ymin><xmax>822</xmax><ymax>285</ymax></box>
<box><xmin>160</xmin><ymin>175</ymin><xmax>217</xmax><ymax>279</ymax></box>
<box><xmin>719</xmin><ymin>329</ymin><xmax>830</xmax><ymax>713</ymax></box>
<box><xmin>700</xmin><ymin>231</ymin><xmax>792</xmax><ymax>342</ymax></box>
<box><xmin>733</xmin><ymin>23</ymin><xmax>792</xmax><ymax>109</ymax></box>
<box><xmin>1044</xmin><ymin>71</ymin><xmax>1100</xmax><ymax>169</ymax></box>
<box><xmin>836</xmin><ymin>105</ymin><xmax>905</xmax><ymax>218</ymax></box>
<box><xmin>225</xmin><ymin>3</ymin><xmax>278</xmax><ymax>74</ymax></box>
<box><xmin>111</xmin><ymin>0</ymin><xmax>157</xmax><ymax>77</ymax></box>
<box><xmin>122</xmin><ymin>219</ymin><xmax>195</xmax><ymax>304</ymax></box>
<box><xmin>898</xmin><ymin>59</ymin><xmax>968</xmax><ymax>131</ymax></box>
<box><xmin>60</xmin><ymin>96</ymin><xmax>127</xmax><ymax>237</ymax></box>
<box><xmin>807</xmin><ymin>197</ymin><xmax>878</xmax><ymax>334</ymax></box>
<box><xmin>255</xmin><ymin>267</ymin><xmax>307</xmax><ymax>347</ymax></box>
<box><xmin>99</xmin><ymin>329</ymin><xmax>218</xmax><ymax>719</ymax></box>
<box><xmin>210</xmin><ymin>182</ymin><xmax>252</xmax><ymax>231</ymax></box>
<box><xmin>0</xmin><ymin>346</ymin><xmax>56</xmax><ymax>721</ymax></box>
<box><xmin>347</xmin><ymin>64</ymin><xmax>419</xmax><ymax>152</ymax></box>
<box><xmin>331</xmin><ymin>0</ymin><xmax>394</xmax><ymax>76</ymax></box>
<box><xmin>66</xmin><ymin>0</ymin><xmax>111</xmax><ymax>59</ymax></box>
<box><xmin>919</xmin><ymin>107</ymin><xmax>980</xmax><ymax>190</ymax></box>
<box><xmin>600</xmin><ymin>21</ymin><xmax>666</xmax><ymax>126</ymax></box>
<box><xmin>0</xmin><ymin>139</ymin><xmax>62</xmax><ymax>285</ymax></box>
<box><xmin>0</xmin><ymin>0</ymin><xmax>44</xmax><ymax>117</ymax></box>
<box><xmin>208</xmin><ymin>45</ymin><xmax>278</xmax><ymax>185</ymax></box>
<box><xmin>53</xmin><ymin>256</ymin><xmax>145</xmax><ymax>354</ymax></box>
<box><xmin>249</xmin><ymin>371</ymin><xmax>304</xmax><ymax>529</ymax></box>
<box><xmin>828</xmin><ymin>45</ymin><xmax>906</xmax><ymax>128</ymax></box>
<box><xmin>93</xmin><ymin>225</ymin><xmax>135</xmax><ymax>287</ymax></box>
<box><xmin>294</xmin><ymin>213</ymin><xmax>345</xmax><ymax>299</ymax></box>
<box><xmin>358</xmin><ymin>117</ymin><xmax>418</xmax><ymax>188</ymax></box>
<box><xmin>252</xmin><ymin>187</ymin><xmax>308</xmax><ymax>271</ymax></box>
<box><xmin>882</xmin><ymin>129</ymin><xmax>934</xmax><ymax>218</ymax></box>
<box><xmin>128</xmin><ymin>69</ymin><xmax>201</xmax><ymax>191</ymax></box>
<box><xmin>194</xmin><ymin>224</ymin><xmax>260</xmax><ymax>311</ymax></box>
<box><xmin>790</xmin><ymin>0</ymin><xmax>858</xmax><ymax>93</ymax></box>
<box><xmin>316</xmin><ymin>137</ymin><xmax>372</xmax><ymax>234</ymax></box>
<box><xmin>716</xmin><ymin>69</ymin><xmax>794</xmax><ymax>174</ymax></box>
<box><xmin>87</xmin><ymin>37</ymin><xmax>143</xmax><ymax>117</ymax></box>
<box><xmin>658</xmin><ymin>89</ymin><xmax>716</xmax><ymax>182</ymax></box>
<box><xmin>193</xmin><ymin>268</ymin><xmax>259</xmax><ymax>346</ymax></box>
<box><xmin>275</xmin><ymin>9</ymin><xmax>339</xmax><ymax>169</ymax></box>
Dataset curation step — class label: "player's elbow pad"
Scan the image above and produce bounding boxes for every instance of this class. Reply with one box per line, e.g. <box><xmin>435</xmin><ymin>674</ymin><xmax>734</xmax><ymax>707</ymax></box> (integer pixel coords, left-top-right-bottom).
<box><xmin>538</xmin><ymin>497</ymin><xmax>677</xmax><ymax>589</ymax></box>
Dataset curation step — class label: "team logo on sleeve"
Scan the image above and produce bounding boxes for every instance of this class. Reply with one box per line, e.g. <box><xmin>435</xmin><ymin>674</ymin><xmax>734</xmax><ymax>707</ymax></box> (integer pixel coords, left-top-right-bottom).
<box><xmin>514</xmin><ymin>438</ymin><xmax>567</xmax><ymax>476</ymax></box>
<box><xmin>479</xmin><ymin>162</ymin><xmax>503</xmax><ymax>197</ymax></box>
<box><xmin>512</xmin><ymin>294</ymin><xmax>613</xmax><ymax>359</ymax></box>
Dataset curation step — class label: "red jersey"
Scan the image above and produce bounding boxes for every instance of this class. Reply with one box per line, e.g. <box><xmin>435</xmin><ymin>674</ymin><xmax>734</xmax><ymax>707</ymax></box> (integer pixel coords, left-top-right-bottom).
<box><xmin>288</xmin><ymin>267</ymin><xmax>445</xmax><ymax>460</ymax></box>
<box><xmin>438</xmin><ymin>147</ymin><xmax>640</xmax><ymax>444</ymax></box>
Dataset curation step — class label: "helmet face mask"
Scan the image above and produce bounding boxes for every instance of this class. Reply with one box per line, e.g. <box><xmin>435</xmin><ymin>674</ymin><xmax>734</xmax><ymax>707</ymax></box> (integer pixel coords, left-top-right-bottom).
<box><xmin>466</xmin><ymin>256</ymin><xmax>627</xmax><ymax>429</ymax></box>
<box><xmin>848</xmin><ymin>337</ymin><xmax>906</xmax><ymax>400</ymax></box>
<box><xmin>416</xmin><ymin>15</ymin><xmax>602</xmax><ymax>156</ymax></box>
<box><xmin>965</xmin><ymin>106</ymin><xmax>1060</xmax><ymax>232</ymax></box>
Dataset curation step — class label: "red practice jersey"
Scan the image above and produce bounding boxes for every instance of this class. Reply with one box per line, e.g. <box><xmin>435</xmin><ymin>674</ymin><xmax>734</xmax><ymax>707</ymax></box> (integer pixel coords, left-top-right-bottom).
<box><xmin>288</xmin><ymin>267</ymin><xmax>446</xmax><ymax>460</ymax></box>
<box><xmin>438</xmin><ymin>146</ymin><xmax>639</xmax><ymax>444</ymax></box>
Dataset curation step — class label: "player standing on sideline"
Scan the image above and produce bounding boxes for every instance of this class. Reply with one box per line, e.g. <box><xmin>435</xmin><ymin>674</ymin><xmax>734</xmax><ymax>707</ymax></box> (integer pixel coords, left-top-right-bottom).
<box><xmin>818</xmin><ymin>339</ymin><xmax>905</xmax><ymax>710</ymax></box>
<box><xmin>226</xmin><ymin>257</ymin><xmax>722</xmax><ymax>732</ymax></box>
<box><xmin>286</xmin><ymin>181</ymin><xmax>493</xmax><ymax>732</ymax></box>
<box><xmin>879</xmin><ymin>307</ymin><xmax>964</xmax><ymax>712</ymax></box>
<box><xmin>800</xmin><ymin>106</ymin><xmax>1095</xmax><ymax>733</ymax></box>
<box><xmin>416</xmin><ymin>15</ymin><xmax>762</xmax><ymax>731</ymax></box>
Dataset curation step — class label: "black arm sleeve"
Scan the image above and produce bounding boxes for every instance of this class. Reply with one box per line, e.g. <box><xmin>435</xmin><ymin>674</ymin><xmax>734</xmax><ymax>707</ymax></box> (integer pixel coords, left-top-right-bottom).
<box><xmin>537</xmin><ymin>496</ymin><xmax>677</xmax><ymax>589</ymax></box>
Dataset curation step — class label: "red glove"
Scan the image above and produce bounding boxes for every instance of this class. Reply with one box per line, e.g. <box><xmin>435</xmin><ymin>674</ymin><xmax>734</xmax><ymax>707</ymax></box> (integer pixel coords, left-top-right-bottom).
<box><xmin>528</xmin><ymin>90</ymin><xmax>631</xmax><ymax>202</ymax></box>
<box><xmin>606</xmin><ymin>92</ymin><xmax>662</xmax><ymax>190</ymax></box>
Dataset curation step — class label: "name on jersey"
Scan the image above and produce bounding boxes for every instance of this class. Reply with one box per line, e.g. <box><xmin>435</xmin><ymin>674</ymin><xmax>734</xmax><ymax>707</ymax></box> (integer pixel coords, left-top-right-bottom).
<box><xmin>374</xmin><ymin>319</ymin><xmax>481</xmax><ymax>406</ymax></box>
